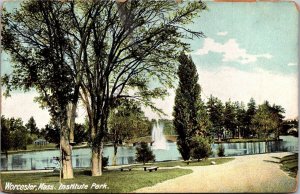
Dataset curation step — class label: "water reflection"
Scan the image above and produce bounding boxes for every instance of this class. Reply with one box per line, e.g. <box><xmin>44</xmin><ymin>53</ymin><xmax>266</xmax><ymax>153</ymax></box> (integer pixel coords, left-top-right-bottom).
<box><xmin>1</xmin><ymin>136</ymin><xmax>298</xmax><ymax>171</ymax></box>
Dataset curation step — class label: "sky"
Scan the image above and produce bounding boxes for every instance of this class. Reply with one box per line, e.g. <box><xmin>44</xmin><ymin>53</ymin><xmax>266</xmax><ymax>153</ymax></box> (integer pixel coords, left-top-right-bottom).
<box><xmin>1</xmin><ymin>1</ymin><xmax>299</xmax><ymax>128</ymax></box>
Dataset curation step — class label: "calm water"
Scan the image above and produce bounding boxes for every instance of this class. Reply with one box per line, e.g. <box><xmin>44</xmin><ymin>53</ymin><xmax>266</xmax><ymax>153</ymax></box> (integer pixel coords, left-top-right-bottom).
<box><xmin>1</xmin><ymin>136</ymin><xmax>298</xmax><ymax>171</ymax></box>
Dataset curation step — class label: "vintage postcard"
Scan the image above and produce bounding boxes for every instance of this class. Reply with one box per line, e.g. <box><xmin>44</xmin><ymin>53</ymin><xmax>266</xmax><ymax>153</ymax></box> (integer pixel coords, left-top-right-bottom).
<box><xmin>0</xmin><ymin>0</ymin><xmax>298</xmax><ymax>193</ymax></box>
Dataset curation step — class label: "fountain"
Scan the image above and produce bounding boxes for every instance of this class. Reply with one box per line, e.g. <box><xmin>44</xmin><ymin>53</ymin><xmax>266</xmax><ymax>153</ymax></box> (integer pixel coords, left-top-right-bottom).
<box><xmin>151</xmin><ymin>121</ymin><xmax>169</xmax><ymax>150</ymax></box>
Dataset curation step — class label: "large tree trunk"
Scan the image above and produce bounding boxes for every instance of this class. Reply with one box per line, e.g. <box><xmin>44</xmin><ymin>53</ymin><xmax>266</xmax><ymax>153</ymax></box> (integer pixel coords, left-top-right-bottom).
<box><xmin>112</xmin><ymin>142</ymin><xmax>118</xmax><ymax>166</ymax></box>
<box><xmin>67</xmin><ymin>102</ymin><xmax>77</xmax><ymax>144</ymax></box>
<box><xmin>91</xmin><ymin>147</ymin><xmax>100</xmax><ymax>176</ymax></box>
<box><xmin>60</xmin><ymin>127</ymin><xmax>74</xmax><ymax>179</ymax></box>
<box><xmin>91</xmin><ymin>142</ymin><xmax>104</xmax><ymax>176</ymax></box>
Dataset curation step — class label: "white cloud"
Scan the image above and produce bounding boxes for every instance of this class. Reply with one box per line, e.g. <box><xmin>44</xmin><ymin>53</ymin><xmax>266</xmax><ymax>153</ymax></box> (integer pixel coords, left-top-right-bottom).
<box><xmin>144</xmin><ymin>67</ymin><xmax>298</xmax><ymax>120</ymax></box>
<box><xmin>3</xmin><ymin>67</ymin><xmax>298</xmax><ymax>126</ymax></box>
<box><xmin>287</xmin><ymin>62</ymin><xmax>297</xmax><ymax>66</ymax></box>
<box><xmin>194</xmin><ymin>38</ymin><xmax>273</xmax><ymax>64</ymax></box>
<box><xmin>197</xmin><ymin>67</ymin><xmax>298</xmax><ymax>119</ymax></box>
<box><xmin>217</xmin><ymin>31</ymin><xmax>228</xmax><ymax>36</ymax></box>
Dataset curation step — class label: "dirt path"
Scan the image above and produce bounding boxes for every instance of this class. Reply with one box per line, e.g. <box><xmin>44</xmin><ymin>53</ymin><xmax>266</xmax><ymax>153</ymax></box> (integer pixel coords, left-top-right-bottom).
<box><xmin>135</xmin><ymin>152</ymin><xmax>297</xmax><ymax>193</ymax></box>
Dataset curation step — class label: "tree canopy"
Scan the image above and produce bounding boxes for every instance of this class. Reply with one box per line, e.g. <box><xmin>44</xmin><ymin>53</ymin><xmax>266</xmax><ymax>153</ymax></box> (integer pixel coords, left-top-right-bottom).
<box><xmin>2</xmin><ymin>0</ymin><xmax>207</xmax><ymax>177</ymax></box>
<box><xmin>173</xmin><ymin>53</ymin><xmax>208</xmax><ymax>160</ymax></box>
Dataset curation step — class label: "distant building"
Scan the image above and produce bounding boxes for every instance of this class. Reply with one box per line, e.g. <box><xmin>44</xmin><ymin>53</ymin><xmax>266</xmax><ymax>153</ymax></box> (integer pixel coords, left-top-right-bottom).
<box><xmin>287</xmin><ymin>127</ymin><xmax>298</xmax><ymax>134</ymax></box>
<box><xmin>33</xmin><ymin>139</ymin><xmax>48</xmax><ymax>146</ymax></box>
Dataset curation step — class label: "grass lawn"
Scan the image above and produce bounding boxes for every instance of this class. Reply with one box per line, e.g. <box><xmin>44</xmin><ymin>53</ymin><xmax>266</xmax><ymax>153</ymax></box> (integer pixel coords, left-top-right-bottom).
<box><xmin>127</xmin><ymin>135</ymin><xmax>177</xmax><ymax>144</ymax></box>
<box><xmin>1</xmin><ymin>168</ymin><xmax>192</xmax><ymax>193</ymax></box>
<box><xmin>151</xmin><ymin>157</ymin><xmax>234</xmax><ymax>167</ymax></box>
<box><xmin>26</xmin><ymin>143</ymin><xmax>58</xmax><ymax>151</ymax></box>
<box><xmin>218</xmin><ymin>138</ymin><xmax>278</xmax><ymax>143</ymax></box>
<box><xmin>280</xmin><ymin>153</ymin><xmax>298</xmax><ymax>178</ymax></box>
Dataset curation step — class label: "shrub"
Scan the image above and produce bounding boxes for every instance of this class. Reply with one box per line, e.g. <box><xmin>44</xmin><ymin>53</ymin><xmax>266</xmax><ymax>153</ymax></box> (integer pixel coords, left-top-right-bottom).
<box><xmin>190</xmin><ymin>136</ymin><xmax>212</xmax><ymax>162</ymax></box>
<box><xmin>217</xmin><ymin>144</ymin><xmax>225</xmax><ymax>157</ymax></box>
<box><xmin>102</xmin><ymin>156</ymin><xmax>109</xmax><ymax>169</ymax></box>
<box><xmin>136</xmin><ymin>142</ymin><xmax>155</xmax><ymax>164</ymax></box>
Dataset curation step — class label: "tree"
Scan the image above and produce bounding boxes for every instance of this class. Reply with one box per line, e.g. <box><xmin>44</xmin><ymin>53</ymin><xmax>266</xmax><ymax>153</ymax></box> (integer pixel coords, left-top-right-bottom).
<box><xmin>1</xmin><ymin>116</ymin><xmax>12</xmax><ymax>157</ymax></box>
<box><xmin>108</xmin><ymin>99</ymin><xmax>151</xmax><ymax>165</ymax></box>
<box><xmin>190</xmin><ymin>136</ymin><xmax>212</xmax><ymax>162</ymax></box>
<box><xmin>207</xmin><ymin>95</ymin><xmax>224</xmax><ymax>141</ymax></box>
<box><xmin>173</xmin><ymin>53</ymin><xmax>205</xmax><ymax>161</ymax></box>
<box><xmin>74</xmin><ymin>123</ymin><xmax>89</xmax><ymax>144</ymax></box>
<box><xmin>158</xmin><ymin>119</ymin><xmax>176</xmax><ymax>135</ymax></box>
<box><xmin>3</xmin><ymin>0</ymin><xmax>207</xmax><ymax>176</ymax></box>
<box><xmin>78</xmin><ymin>1</ymin><xmax>206</xmax><ymax>176</ymax></box>
<box><xmin>1</xmin><ymin>117</ymin><xmax>28</xmax><ymax>150</ymax></box>
<box><xmin>223</xmin><ymin>100</ymin><xmax>237</xmax><ymax>138</ymax></box>
<box><xmin>245</xmin><ymin>98</ymin><xmax>257</xmax><ymax>137</ymax></box>
<box><xmin>25</xmin><ymin>117</ymin><xmax>39</xmax><ymax>135</ymax></box>
<box><xmin>235</xmin><ymin>102</ymin><xmax>247</xmax><ymax>138</ymax></box>
<box><xmin>2</xmin><ymin>1</ymin><xmax>84</xmax><ymax>179</ymax></box>
<box><xmin>252</xmin><ymin>101</ymin><xmax>277</xmax><ymax>138</ymax></box>
<box><xmin>40</xmin><ymin>123</ymin><xmax>60</xmax><ymax>144</ymax></box>
<box><xmin>217</xmin><ymin>144</ymin><xmax>225</xmax><ymax>157</ymax></box>
<box><xmin>269</xmin><ymin>104</ymin><xmax>285</xmax><ymax>140</ymax></box>
<box><xmin>135</xmin><ymin>142</ymin><xmax>155</xmax><ymax>164</ymax></box>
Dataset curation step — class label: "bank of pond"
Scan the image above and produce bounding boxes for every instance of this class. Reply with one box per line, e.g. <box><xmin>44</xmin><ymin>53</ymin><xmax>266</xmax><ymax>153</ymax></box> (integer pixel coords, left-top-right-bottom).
<box><xmin>1</xmin><ymin>136</ymin><xmax>297</xmax><ymax>171</ymax></box>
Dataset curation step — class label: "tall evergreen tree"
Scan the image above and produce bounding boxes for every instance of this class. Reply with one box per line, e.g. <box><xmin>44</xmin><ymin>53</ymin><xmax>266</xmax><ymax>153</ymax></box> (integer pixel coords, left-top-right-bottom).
<box><xmin>1</xmin><ymin>116</ymin><xmax>11</xmax><ymax>158</ymax></box>
<box><xmin>25</xmin><ymin>117</ymin><xmax>39</xmax><ymax>135</ymax></box>
<box><xmin>173</xmin><ymin>53</ymin><xmax>205</xmax><ymax>161</ymax></box>
<box><xmin>223</xmin><ymin>100</ymin><xmax>236</xmax><ymax>138</ymax></box>
<box><xmin>245</xmin><ymin>98</ymin><xmax>257</xmax><ymax>137</ymax></box>
<box><xmin>235</xmin><ymin>101</ymin><xmax>247</xmax><ymax>138</ymax></box>
<box><xmin>207</xmin><ymin>95</ymin><xmax>224</xmax><ymax>141</ymax></box>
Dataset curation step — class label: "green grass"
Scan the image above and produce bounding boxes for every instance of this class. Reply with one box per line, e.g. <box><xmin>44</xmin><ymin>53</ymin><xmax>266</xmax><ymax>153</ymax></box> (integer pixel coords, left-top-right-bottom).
<box><xmin>140</xmin><ymin>157</ymin><xmax>234</xmax><ymax>168</ymax></box>
<box><xmin>280</xmin><ymin>153</ymin><xmax>298</xmax><ymax>178</ymax></box>
<box><xmin>217</xmin><ymin>138</ymin><xmax>278</xmax><ymax>143</ymax></box>
<box><xmin>127</xmin><ymin>135</ymin><xmax>177</xmax><ymax>144</ymax></box>
<box><xmin>1</xmin><ymin>168</ymin><xmax>192</xmax><ymax>193</ymax></box>
<box><xmin>26</xmin><ymin>143</ymin><xmax>58</xmax><ymax>151</ymax></box>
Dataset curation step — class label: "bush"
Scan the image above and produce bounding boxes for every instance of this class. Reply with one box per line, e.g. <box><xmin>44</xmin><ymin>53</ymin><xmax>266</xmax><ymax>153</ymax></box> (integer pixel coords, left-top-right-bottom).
<box><xmin>217</xmin><ymin>144</ymin><xmax>225</xmax><ymax>157</ymax></box>
<box><xmin>102</xmin><ymin>156</ymin><xmax>109</xmax><ymax>169</ymax></box>
<box><xmin>190</xmin><ymin>136</ymin><xmax>212</xmax><ymax>162</ymax></box>
<box><xmin>136</xmin><ymin>142</ymin><xmax>155</xmax><ymax>164</ymax></box>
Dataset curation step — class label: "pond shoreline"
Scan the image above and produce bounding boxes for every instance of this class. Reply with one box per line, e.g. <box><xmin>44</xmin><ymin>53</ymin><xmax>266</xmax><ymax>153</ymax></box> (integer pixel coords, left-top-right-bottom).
<box><xmin>0</xmin><ymin>137</ymin><xmax>290</xmax><ymax>155</ymax></box>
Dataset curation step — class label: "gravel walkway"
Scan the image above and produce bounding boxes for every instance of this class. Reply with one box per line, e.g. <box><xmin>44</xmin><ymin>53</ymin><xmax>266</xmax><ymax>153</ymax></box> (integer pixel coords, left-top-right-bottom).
<box><xmin>134</xmin><ymin>152</ymin><xmax>297</xmax><ymax>193</ymax></box>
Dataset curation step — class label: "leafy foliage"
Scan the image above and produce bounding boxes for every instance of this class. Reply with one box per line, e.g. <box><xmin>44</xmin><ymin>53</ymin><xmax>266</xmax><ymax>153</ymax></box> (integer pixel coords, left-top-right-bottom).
<box><xmin>207</xmin><ymin>95</ymin><xmax>224</xmax><ymax>141</ymax></box>
<box><xmin>135</xmin><ymin>142</ymin><xmax>155</xmax><ymax>164</ymax></box>
<box><xmin>173</xmin><ymin>53</ymin><xmax>207</xmax><ymax>160</ymax></box>
<box><xmin>252</xmin><ymin>101</ymin><xmax>285</xmax><ymax>139</ymax></box>
<box><xmin>217</xmin><ymin>144</ymin><xmax>225</xmax><ymax>157</ymax></box>
<box><xmin>25</xmin><ymin>116</ymin><xmax>39</xmax><ymax>135</ymax></box>
<box><xmin>1</xmin><ymin>116</ymin><xmax>28</xmax><ymax>151</ymax></box>
<box><xmin>109</xmin><ymin>100</ymin><xmax>151</xmax><ymax>144</ymax></box>
<box><xmin>190</xmin><ymin>136</ymin><xmax>212</xmax><ymax>161</ymax></box>
<box><xmin>40</xmin><ymin>123</ymin><xmax>60</xmax><ymax>144</ymax></box>
<box><xmin>245</xmin><ymin>98</ymin><xmax>257</xmax><ymax>137</ymax></box>
<box><xmin>3</xmin><ymin>0</ymin><xmax>207</xmax><ymax>175</ymax></box>
<box><xmin>1</xmin><ymin>116</ymin><xmax>12</xmax><ymax>154</ymax></box>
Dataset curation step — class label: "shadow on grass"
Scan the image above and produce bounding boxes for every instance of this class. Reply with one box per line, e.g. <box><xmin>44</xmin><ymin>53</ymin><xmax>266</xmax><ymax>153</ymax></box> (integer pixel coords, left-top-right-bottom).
<box><xmin>263</xmin><ymin>160</ymin><xmax>280</xmax><ymax>164</ymax></box>
<box><xmin>271</xmin><ymin>156</ymin><xmax>281</xmax><ymax>160</ymax></box>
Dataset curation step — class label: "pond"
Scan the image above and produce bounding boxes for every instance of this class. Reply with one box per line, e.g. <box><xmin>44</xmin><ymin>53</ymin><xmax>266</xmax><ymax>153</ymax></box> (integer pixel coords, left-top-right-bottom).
<box><xmin>1</xmin><ymin>135</ymin><xmax>298</xmax><ymax>171</ymax></box>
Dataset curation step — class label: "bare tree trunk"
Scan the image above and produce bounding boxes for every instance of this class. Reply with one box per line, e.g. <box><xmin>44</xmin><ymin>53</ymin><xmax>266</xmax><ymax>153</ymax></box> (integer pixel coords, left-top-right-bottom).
<box><xmin>91</xmin><ymin>142</ymin><xmax>104</xmax><ymax>176</ymax></box>
<box><xmin>112</xmin><ymin>143</ymin><xmax>118</xmax><ymax>166</ymax></box>
<box><xmin>91</xmin><ymin>147</ymin><xmax>100</xmax><ymax>176</ymax></box>
<box><xmin>60</xmin><ymin>128</ymin><xmax>74</xmax><ymax>179</ymax></box>
<box><xmin>98</xmin><ymin>142</ymin><xmax>104</xmax><ymax>175</ymax></box>
<box><xmin>67</xmin><ymin>102</ymin><xmax>77</xmax><ymax>143</ymax></box>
